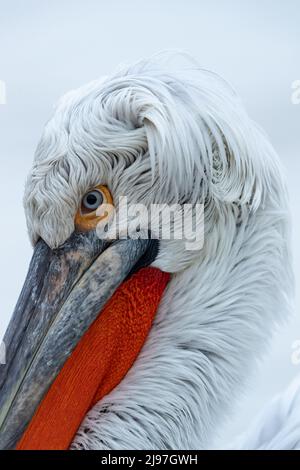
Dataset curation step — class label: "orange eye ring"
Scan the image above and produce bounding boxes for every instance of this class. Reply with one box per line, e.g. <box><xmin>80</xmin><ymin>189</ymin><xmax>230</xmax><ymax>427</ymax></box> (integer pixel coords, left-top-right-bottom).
<box><xmin>75</xmin><ymin>185</ymin><xmax>114</xmax><ymax>232</ymax></box>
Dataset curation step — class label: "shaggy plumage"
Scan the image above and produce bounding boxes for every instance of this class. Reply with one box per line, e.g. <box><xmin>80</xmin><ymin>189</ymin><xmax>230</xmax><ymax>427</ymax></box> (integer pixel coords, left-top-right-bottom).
<box><xmin>23</xmin><ymin>55</ymin><xmax>293</xmax><ymax>449</ymax></box>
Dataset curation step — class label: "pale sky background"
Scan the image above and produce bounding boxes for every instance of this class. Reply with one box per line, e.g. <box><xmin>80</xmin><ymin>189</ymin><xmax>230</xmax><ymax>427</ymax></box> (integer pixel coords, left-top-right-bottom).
<box><xmin>0</xmin><ymin>0</ymin><xmax>299</xmax><ymax>445</ymax></box>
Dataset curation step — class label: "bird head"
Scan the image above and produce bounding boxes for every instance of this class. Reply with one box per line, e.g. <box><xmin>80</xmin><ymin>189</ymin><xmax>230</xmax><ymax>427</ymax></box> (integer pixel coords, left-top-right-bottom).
<box><xmin>0</xmin><ymin>56</ymin><xmax>293</xmax><ymax>449</ymax></box>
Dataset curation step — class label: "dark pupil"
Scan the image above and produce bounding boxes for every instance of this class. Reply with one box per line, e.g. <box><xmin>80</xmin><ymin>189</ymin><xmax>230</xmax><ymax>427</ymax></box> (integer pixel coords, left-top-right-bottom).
<box><xmin>87</xmin><ymin>194</ymin><xmax>98</xmax><ymax>206</ymax></box>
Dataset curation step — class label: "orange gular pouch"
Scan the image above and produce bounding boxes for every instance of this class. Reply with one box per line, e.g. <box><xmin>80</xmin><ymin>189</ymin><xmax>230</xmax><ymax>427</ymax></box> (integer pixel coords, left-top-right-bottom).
<box><xmin>17</xmin><ymin>267</ymin><xmax>170</xmax><ymax>450</ymax></box>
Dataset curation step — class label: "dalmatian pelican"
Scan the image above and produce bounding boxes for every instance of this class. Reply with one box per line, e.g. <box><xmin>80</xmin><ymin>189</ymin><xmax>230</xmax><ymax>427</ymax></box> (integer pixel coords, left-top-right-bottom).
<box><xmin>0</xmin><ymin>56</ymin><xmax>294</xmax><ymax>450</ymax></box>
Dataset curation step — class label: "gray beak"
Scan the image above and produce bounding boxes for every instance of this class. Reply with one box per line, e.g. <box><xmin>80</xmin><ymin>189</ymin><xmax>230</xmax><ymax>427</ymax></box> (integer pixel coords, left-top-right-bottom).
<box><xmin>0</xmin><ymin>231</ymin><xmax>156</xmax><ymax>449</ymax></box>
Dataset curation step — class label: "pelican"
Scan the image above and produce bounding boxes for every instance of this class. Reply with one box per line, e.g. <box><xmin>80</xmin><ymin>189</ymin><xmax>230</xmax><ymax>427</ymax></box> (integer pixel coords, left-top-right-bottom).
<box><xmin>0</xmin><ymin>56</ymin><xmax>294</xmax><ymax>450</ymax></box>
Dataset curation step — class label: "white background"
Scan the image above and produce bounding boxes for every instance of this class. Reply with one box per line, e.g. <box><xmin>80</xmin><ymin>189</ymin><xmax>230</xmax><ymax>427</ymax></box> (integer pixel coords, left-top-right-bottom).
<box><xmin>0</xmin><ymin>0</ymin><xmax>299</xmax><ymax>444</ymax></box>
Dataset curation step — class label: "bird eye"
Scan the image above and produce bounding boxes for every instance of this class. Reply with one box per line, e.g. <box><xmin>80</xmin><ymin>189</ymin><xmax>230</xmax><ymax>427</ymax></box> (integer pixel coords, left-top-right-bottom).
<box><xmin>82</xmin><ymin>190</ymin><xmax>104</xmax><ymax>211</ymax></box>
<box><xmin>75</xmin><ymin>185</ymin><xmax>114</xmax><ymax>232</ymax></box>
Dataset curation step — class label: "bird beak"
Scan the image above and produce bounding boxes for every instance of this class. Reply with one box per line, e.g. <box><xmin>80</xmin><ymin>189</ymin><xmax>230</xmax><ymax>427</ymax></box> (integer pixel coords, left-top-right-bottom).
<box><xmin>0</xmin><ymin>231</ymin><xmax>157</xmax><ymax>449</ymax></box>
